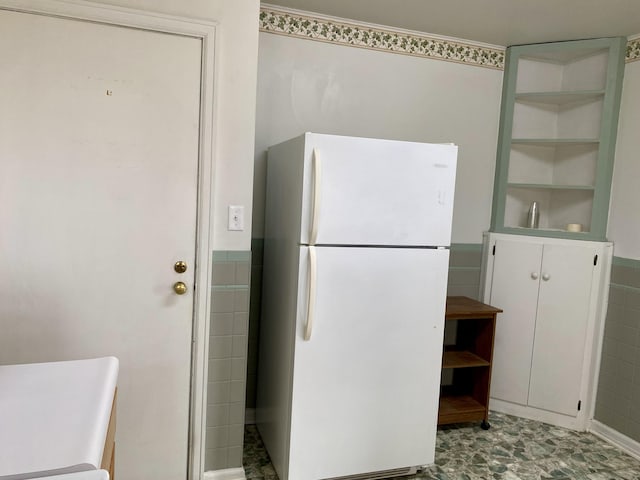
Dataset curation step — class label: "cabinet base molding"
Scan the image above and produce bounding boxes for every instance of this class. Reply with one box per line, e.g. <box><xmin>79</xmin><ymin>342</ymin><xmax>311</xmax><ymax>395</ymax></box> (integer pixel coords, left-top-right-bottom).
<box><xmin>589</xmin><ymin>420</ymin><xmax>640</xmax><ymax>461</ymax></box>
<box><xmin>489</xmin><ymin>398</ymin><xmax>586</xmax><ymax>431</ymax></box>
<box><xmin>204</xmin><ymin>468</ymin><xmax>246</xmax><ymax>480</ymax></box>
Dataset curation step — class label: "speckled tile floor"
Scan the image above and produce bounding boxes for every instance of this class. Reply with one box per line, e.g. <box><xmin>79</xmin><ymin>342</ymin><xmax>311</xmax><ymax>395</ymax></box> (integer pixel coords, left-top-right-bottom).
<box><xmin>243</xmin><ymin>412</ymin><xmax>640</xmax><ymax>480</ymax></box>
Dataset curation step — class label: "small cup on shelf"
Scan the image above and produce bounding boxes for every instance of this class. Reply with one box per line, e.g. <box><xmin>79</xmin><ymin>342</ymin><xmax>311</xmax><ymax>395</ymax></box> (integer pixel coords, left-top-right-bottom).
<box><xmin>566</xmin><ymin>223</ymin><xmax>583</xmax><ymax>232</ymax></box>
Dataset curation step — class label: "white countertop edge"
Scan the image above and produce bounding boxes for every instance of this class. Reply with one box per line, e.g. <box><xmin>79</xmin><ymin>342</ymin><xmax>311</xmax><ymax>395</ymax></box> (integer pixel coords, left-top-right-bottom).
<box><xmin>91</xmin><ymin>357</ymin><xmax>119</xmax><ymax>468</ymax></box>
<box><xmin>11</xmin><ymin>468</ymin><xmax>110</xmax><ymax>480</ymax></box>
<box><xmin>0</xmin><ymin>464</ymin><xmax>93</xmax><ymax>480</ymax></box>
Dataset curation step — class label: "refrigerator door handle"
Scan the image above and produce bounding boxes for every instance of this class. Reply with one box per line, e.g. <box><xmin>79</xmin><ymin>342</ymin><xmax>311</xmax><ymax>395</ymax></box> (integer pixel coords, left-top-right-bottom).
<box><xmin>304</xmin><ymin>246</ymin><xmax>317</xmax><ymax>341</ymax></box>
<box><xmin>309</xmin><ymin>148</ymin><xmax>322</xmax><ymax>245</ymax></box>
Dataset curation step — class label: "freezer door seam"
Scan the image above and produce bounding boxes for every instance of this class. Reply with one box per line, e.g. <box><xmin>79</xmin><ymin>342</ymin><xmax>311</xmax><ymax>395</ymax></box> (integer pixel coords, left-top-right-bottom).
<box><xmin>309</xmin><ymin>148</ymin><xmax>322</xmax><ymax>246</ymax></box>
<box><xmin>304</xmin><ymin>245</ymin><xmax>317</xmax><ymax>341</ymax></box>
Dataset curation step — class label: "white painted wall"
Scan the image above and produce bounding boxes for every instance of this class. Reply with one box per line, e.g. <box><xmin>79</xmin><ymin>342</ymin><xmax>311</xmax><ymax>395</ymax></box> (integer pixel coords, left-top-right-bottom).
<box><xmin>88</xmin><ymin>0</ymin><xmax>259</xmax><ymax>251</ymax></box>
<box><xmin>253</xmin><ymin>32</ymin><xmax>503</xmax><ymax>243</ymax></box>
<box><xmin>608</xmin><ymin>59</ymin><xmax>640</xmax><ymax>259</ymax></box>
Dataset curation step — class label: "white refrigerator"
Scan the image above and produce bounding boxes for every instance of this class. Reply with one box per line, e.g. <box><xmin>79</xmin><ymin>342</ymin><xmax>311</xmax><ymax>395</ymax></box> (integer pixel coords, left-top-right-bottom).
<box><xmin>256</xmin><ymin>133</ymin><xmax>457</xmax><ymax>480</ymax></box>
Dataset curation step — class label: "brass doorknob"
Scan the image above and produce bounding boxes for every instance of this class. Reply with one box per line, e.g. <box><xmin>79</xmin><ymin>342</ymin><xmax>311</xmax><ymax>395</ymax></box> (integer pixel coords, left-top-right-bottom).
<box><xmin>174</xmin><ymin>261</ymin><xmax>187</xmax><ymax>273</ymax></box>
<box><xmin>173</xmin><ymin>281</ymin><xmax>188</xmax><ymax>295</ymax></box>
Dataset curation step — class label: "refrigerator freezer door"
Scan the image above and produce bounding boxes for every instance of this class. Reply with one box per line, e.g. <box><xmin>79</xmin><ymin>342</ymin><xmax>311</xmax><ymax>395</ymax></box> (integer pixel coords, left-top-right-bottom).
<box><xmin>300</xmin><ymin>133</ymin><xmax>457</xmax><ymax>247</ymax></box>
<box><xmin>288</xmin><ymin>246</ymin><xmax>449</xmax><ymax>480</ymax></box>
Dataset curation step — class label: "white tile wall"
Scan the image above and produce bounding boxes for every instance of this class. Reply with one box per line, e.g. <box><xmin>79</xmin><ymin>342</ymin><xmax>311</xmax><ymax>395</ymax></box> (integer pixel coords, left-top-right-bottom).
<box><xmin>594</xmin><ymin>259</ymin><xmax>640</xmax><ymax>442</ymax></box>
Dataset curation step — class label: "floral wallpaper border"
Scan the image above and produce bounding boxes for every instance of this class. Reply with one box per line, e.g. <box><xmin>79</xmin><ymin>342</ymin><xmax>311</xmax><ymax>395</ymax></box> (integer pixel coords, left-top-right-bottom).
<box><xmin>627</xmin><ymin>38</ymin><xmax>640</xmax><ymax>63</ymax></box>
<box><xmin>259</xmin><ymin>6</ymin><xmax>505</xmax><ymax>70</ymax></box>
<box><xmin>260</xmin><ymin>6</ymin><xmax>640</xmax><ymax>67</ymax></box>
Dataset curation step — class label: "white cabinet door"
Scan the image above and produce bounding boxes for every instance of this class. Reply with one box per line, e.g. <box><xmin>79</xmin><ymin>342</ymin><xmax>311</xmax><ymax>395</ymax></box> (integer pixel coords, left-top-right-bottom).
<box><xmin>489</xmin><ymin>239</ymin><xmax>543</xmax><ymax>406</ymax></box>
<box><xmin>485</xmin><ymin>234</ymin><xmax>605</xmax><ymax>425</ymax></box>
<box><xmin>528</xmin><ymin>244</ymin><xmax>596</xmax><ymax>416</ymax></box>
<box><xmin>289</xmin><ymin>246</ymin><xmax>448</xmax><ymax>480</ymax></box>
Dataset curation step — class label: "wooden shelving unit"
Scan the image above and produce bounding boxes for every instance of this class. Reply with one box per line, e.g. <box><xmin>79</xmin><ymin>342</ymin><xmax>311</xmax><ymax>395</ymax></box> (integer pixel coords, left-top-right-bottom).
<box><xmin>438</xmin><ymin>296</ymin><xmax>502</xmax><ymax>429</ymax></box>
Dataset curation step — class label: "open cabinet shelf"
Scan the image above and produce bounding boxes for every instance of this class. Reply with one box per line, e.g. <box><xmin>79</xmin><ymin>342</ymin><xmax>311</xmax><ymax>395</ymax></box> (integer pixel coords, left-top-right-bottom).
<box><xmin>515</xmin><ymin>90</ymin><xmax>605</xmax><ymax>104</ymax></box>
<box><xmin>439</xmin><ymin>392</ymin><xmax>487</xmax><ymax>424</ymax></box>
<box><xmin>507</xmin><ymin>183</ymin><xmax>595</xmax><ymax>190</ymax></box>
<box><xmin>491</xmin><ymin>37</ymin><xmax>626</xmax><ymax>241</ymax></box>
<box><xmin>438</xmin><ymin>296</ymin><xmax>502</xmax><ymax>429</ymax></box>
<box><xmin>511</xmin><ymin>138</ymin><xmax>600</xmax><ymax>145</ymax></box>
<box><xmin>443</xmin><ymin>349</ymin><xmax>490</xmax><ymax>368</ymax></box>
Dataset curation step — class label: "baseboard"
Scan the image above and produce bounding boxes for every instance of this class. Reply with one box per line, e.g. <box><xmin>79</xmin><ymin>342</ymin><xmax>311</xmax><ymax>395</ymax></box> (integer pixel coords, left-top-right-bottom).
<box><xmin>589</xmin><ymin>420</ymin><xmax>640</xmax><ymax>461</ymax></box>
<box><xmin>203</xmin><ymin>468</ymin><xmax>246</xmax><ymax>480</ymax></box>
<box><xmin>490</xmin><ymin>398</ymin><xmax>586</xmax><ymax>431</ymax></box>
<box><xmin>245</xmin><ymin>408</ymin><xmax>256</xmax><ymax>425</ymax></box>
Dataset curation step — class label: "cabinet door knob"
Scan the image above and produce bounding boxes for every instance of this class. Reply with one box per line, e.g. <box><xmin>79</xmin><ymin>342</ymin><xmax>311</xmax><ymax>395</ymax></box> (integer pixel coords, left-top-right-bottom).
<box><xmin>531</xmin><ymin>272</ymin><xmax>539</xmax><ymax>280</ymax></box>
<box><xmin>542</xmin><ymin>273</ymin><xmax>551</xmax><ymax>281</ymax></box>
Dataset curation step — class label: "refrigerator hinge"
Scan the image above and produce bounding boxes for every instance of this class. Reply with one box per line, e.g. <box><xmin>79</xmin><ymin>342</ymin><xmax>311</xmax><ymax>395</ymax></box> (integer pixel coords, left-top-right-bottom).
<box><xmin>492</xmin><ymin>245</ymin><xmax>496</xmax><ymax>256</ymax></box>
<box><xmin>593</xmin><ymin>255</ymin><xmax>598</xmax><ymax>266</ymax></box>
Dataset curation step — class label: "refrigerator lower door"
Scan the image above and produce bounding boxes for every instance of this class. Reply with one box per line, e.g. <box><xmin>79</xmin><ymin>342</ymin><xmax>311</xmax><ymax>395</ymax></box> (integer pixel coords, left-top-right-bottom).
<box><xmin>288</xmin><ymin>246</ymin><xmax>449</xmax><ymax>480</ymax></box>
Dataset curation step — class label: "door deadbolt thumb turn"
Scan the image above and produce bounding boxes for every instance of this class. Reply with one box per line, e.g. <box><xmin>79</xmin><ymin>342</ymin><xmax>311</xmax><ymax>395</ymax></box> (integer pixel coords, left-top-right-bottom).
<box><xmin>173</xmin><ymin>281</ymin><xmax>188</xmax><ymax>295</ymax></box>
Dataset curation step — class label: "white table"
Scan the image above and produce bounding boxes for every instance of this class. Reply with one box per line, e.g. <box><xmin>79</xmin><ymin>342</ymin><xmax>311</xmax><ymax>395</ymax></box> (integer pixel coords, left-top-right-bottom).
<box><xmin>0</xmin><ymin>357</ymin><xmax>118</xmax><ymax>480</ymax></box>
<box><xmin>32</xmin><ymin>471</ymin><xmax>110</xmax><ymax>480</ymax></box>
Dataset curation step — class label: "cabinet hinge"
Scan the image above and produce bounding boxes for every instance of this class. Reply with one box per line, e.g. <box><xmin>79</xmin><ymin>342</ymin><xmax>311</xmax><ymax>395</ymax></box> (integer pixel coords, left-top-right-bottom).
<box><xmin>593</xmin><ymin>255</ymin><xmax>598</xmax><ymax>266</ymax></box>
<box><xmin>578</xmin><ymin>400</ymin><xmax>582</xmax><ymax>411</ymax></box>
<box><xmin>492</xmin><ymin>245</ymin><xmax>496</xmax><ymax>256</ymax></box>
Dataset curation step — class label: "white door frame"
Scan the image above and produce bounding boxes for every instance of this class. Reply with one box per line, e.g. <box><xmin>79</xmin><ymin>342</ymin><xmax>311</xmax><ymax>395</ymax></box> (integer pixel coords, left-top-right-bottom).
<box><xmin>0</xmin><ymin>1</ymin><xmax>217</xmax><ymax>478</ymax></box>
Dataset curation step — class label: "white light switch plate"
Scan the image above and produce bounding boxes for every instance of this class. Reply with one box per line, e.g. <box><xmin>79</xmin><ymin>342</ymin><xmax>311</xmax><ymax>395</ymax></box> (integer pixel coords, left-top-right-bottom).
<box><xmin>228</xmin><ymin>205</ymin><xmax>244</xmax><ymax>231</ymax></box>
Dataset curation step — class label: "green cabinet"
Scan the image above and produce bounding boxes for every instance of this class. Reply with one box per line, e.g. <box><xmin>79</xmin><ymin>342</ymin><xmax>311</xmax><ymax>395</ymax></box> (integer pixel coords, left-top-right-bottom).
<box><xmin>490</xmin><ymin>37</ymin><xmax>626</xmax><ymax>241</ymax></box>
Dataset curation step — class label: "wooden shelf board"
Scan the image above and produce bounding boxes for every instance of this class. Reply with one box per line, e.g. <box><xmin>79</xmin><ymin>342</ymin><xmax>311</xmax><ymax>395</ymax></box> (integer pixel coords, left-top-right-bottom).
<box><xmin>438</xmin><ymin>394</ymin><xmax>486</xmax><ymax>424</ymax></box>
<box><xmin>445</xmin><ymin>296</ymin><xmax>502</xmax><ymax>318</ymax></box>
<box><xmin>443</xmin><ymin>350</ymin><xmax>490</xmax><ymax>368</ymax></box>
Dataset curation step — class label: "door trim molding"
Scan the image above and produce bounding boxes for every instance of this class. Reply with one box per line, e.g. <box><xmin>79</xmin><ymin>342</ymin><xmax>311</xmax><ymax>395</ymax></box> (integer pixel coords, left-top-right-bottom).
<box><xmin>0</xmin><ymin>1</ymin><xmax>218</xmax><ymax>478</ymax></box>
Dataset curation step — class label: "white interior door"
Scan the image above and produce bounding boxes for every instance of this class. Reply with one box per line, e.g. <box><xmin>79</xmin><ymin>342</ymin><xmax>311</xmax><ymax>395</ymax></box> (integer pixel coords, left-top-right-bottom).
<box><xmin>528</xmin><ymin>244</ymin><xmax>595</xmax><ymax>416</ymax></box>
<box><xmin>489</xmin><ymin>239</ymin><xmax>543</xmax><ymax>406</ymax></box>
<box><xmin>0</xmin><ymin>9</ymin><xmax>202</xmax><ymax>480</ymax></box>
<box><xmin>289</xmin><ymin>246</ymin><xmax>448</xmax><ymax>480</ymax></box>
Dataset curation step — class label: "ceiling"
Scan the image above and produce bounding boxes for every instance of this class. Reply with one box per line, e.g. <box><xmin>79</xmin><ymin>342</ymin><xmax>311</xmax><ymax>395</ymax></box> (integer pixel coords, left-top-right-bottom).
<box><xmin>262</xmin><ymin>0</ymin><xmax>640</xmax><ymax>47</ymax></box>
